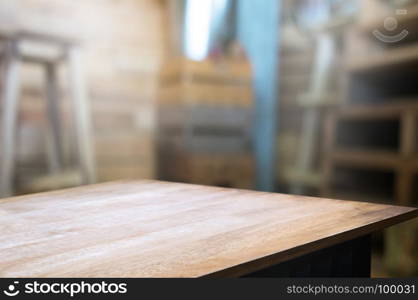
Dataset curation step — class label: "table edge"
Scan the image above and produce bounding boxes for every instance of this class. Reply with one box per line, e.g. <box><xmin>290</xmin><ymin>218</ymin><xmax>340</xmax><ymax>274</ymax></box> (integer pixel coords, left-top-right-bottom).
<box><xmin>201</xmin><ymin>207</ymin><xmax>418</xmax><ymax>278</ymax></box>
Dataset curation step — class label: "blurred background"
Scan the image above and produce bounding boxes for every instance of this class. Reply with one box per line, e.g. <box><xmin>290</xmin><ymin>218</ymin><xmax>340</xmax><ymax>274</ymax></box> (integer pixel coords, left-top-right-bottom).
<box><xmin>0</xmin><ymin>0</ymin><xmax>417</xmax><ymax>276</ymax></box>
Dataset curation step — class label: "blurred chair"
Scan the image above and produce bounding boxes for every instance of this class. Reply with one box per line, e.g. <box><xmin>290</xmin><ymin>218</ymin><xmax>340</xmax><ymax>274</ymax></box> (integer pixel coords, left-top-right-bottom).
<box><xmin>0</xmin><ymin>29</ymin><xmax>96</xmax><ymax>197</ymax></box>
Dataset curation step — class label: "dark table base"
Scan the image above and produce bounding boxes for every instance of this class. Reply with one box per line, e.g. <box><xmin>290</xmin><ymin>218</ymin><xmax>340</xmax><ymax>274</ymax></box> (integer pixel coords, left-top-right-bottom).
<box><xmin>245</xmin><ymin>235</ymin><xmax>371</xmax><ymax>277</ymax></box>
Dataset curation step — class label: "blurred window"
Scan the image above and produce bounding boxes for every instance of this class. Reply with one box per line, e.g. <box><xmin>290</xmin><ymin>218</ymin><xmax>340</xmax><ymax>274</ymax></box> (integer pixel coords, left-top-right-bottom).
<box><xmin>184</xmin><ymin>0</ymin><xmax>229</xmax><ymax>61</ymax></box>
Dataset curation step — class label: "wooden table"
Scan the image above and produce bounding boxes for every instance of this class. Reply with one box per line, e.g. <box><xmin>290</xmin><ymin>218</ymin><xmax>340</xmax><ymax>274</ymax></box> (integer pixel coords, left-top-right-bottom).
<box><xmin>0</xmin><ymin>180</ymin><xmax>417</xmax><ymax>277</ymax></box>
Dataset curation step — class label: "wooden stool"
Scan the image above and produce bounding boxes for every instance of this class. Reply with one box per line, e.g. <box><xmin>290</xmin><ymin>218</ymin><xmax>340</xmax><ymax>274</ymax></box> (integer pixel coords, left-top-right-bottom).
<box><xmin>0</xmin><ymin>30</ymin><xmax>96</xmax><ymax>197</ymax></box>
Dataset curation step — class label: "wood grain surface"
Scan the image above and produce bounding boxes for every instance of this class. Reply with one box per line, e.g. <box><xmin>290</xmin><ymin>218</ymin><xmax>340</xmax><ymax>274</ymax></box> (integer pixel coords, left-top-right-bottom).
<box><xmin>0</xmin><ymin>180</ymin><xmax>417</xmax><ymax>278</ymax></box>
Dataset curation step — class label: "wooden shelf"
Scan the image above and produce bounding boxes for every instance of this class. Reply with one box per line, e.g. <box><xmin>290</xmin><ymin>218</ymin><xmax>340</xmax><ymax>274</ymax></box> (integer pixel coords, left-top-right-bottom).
<box><xmin>331</xmin><ymin>149</ymin><xmax>402</xmax><ymax>170</ymax></box>
<box><xmin>345</xmin><ymin>43</ymin><xmax>418</xmax><ymax>72</ymax></box>
<box><xmin>335</xmin><ymin>100</ymin><xmax>418</xmax><ymax>119</ymax></box>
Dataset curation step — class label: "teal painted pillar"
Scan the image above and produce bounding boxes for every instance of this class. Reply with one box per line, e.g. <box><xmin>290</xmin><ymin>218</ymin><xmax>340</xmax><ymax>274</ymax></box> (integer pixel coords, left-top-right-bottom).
<box><xmin>237</xmin><ymin>0</ymin><xmax>281</xmax><ymax>191</ymax></box>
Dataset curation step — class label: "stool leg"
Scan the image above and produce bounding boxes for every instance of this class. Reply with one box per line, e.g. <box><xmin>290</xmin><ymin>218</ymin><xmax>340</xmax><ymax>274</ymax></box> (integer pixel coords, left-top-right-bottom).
<box><xmin>0</xmin><ymin>41</ymin><xmax>21</xmax><ymax>197</ymax></box>
<box><xmin>44</xmin><ymin>63</ymin><xmax>64</xmax><ymax>174</ymax></box>
<box><xmin>67</xmin><ymin>46</ymin><xmax>96</xmax><ymax>184</ymax></box>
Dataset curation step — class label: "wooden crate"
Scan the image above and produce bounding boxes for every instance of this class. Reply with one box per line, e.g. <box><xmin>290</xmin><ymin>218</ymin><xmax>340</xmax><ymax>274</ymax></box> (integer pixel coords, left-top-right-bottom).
<box><xmin>97</xmin><ymin>162</ymin><xmax>155</xmax><ymax>182</ymax></box>
<box><xmin>157</xmin><ymin>58</ymin><xmax>253</xmax><ymax>108</ymax></box>
<box><xmin>156</xmin><ymin>57</ymin><xmax>254</xmax><ymax>184</ymax></box>
<box><xmin>184</xmin><ymin>106</ymin><xmax>252</xmax><ymax>153</ymax></box>
<box><xmin>320</xmin><ymin>0</ymin><xmax>418</xmax><ymax>275</ymax></box>
<box><xmin>186</xmin><ymin>153</ymin><xmax>255</xmax><ymax>189</ymax></box>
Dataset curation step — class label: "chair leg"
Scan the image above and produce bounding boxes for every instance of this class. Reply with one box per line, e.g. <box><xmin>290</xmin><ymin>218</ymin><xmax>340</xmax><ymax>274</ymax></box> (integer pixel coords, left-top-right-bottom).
<box><xmin>0</xmin><ymin>41</ymin><xmax>21</xmax><ymax>198</ymax></box>
<box><xmin>66</xmin><ymin>45</ymin><xmax>96</xmax><ymax>184</ymax></box>
<box><xmin>44</xmin><ymin>63</ymin><xmax>64</xmax><ymax>174</ymax></box>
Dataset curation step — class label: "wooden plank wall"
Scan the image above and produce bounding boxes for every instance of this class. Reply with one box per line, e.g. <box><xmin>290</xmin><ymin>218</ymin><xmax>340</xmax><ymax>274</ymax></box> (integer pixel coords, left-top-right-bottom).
<box><xmin>0</xmin><ymin>0</ymin><xmax>168</xmax><ymax>187</ymax></box>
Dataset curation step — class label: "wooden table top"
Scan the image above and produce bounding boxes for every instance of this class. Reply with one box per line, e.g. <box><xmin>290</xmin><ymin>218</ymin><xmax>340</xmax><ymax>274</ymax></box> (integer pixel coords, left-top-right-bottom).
<box><xmin>0</xmin><ymin>180</ymin><xmax>417</xmax><ymax>278</ymax></box>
